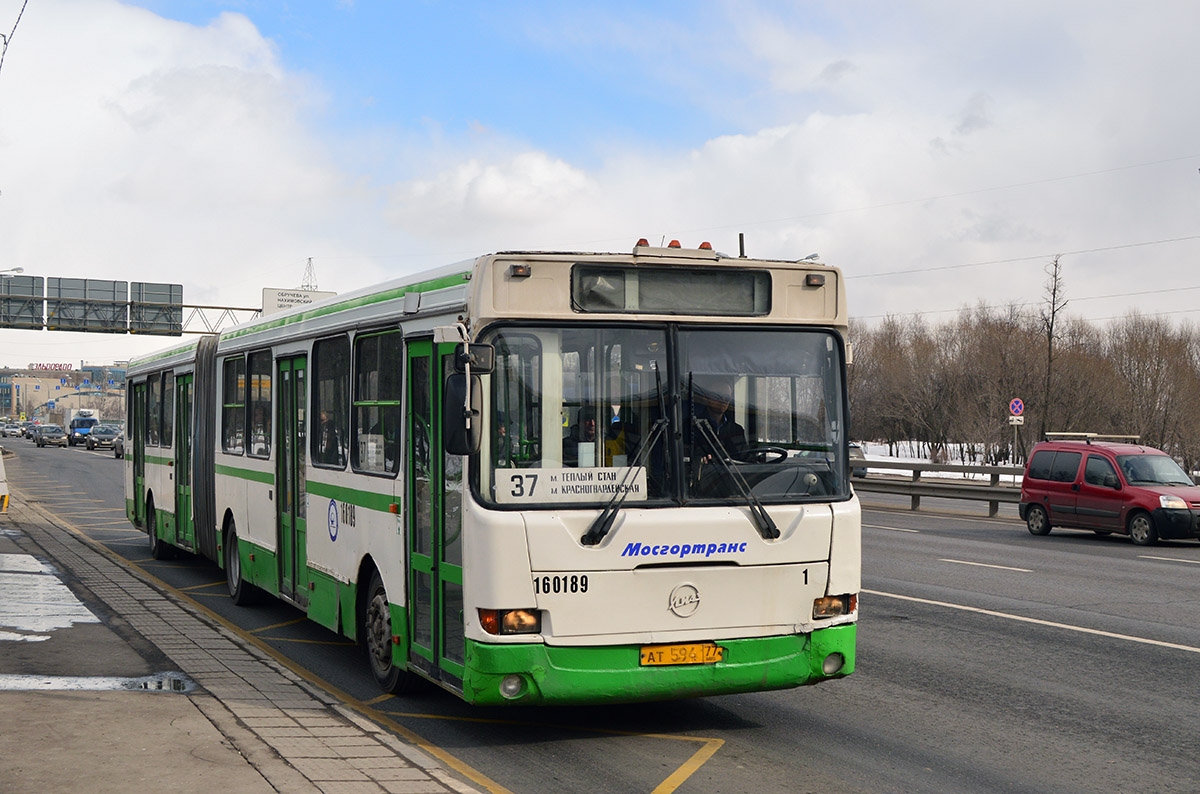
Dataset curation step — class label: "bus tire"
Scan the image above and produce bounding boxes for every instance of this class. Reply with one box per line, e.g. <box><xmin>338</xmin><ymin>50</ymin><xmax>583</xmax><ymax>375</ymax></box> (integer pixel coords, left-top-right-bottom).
<box><xmin>147</xmin><ymin>503</ymin><xmax>174</xmax><ymax>560</ymax></box>
<box><xmin>225</xmin><ymin>522</ymin><xmax>258</xmax><ymax>606</ymax></box>
<box><xmin>364</xmin><ymin>570</ymin><xmax>415</xmax><ymax>694</ymax></box>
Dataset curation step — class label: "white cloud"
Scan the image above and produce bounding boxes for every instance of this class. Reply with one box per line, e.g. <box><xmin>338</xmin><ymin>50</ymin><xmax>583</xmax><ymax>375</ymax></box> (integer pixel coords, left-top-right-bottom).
<box><xmin>2</xmin><ymin>0</ymin><xmax>1200</xmax><ymax>370</ymax></box>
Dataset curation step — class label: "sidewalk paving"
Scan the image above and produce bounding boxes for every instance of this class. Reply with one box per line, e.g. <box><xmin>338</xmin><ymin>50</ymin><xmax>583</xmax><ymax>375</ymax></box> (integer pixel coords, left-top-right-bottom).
<box><xmin>0</xmin><ymin>487</ymin><xmax>483</xmax><ymax>794</ymax></box>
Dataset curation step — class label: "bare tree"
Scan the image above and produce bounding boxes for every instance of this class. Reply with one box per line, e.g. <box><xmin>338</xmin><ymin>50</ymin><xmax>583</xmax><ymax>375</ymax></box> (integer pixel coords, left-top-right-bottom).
<box><xmin>1038</xmin><ymin>256</ymin><xmax>1067</xmax><ymax>440</ymax></box>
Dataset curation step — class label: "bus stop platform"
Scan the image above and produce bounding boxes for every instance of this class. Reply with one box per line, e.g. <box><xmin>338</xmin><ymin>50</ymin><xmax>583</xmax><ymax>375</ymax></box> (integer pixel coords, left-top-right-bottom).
<box><xmin>0</xmin><ymin>486</ymin><xmax>481</xmax><ymax>794</ymax></box>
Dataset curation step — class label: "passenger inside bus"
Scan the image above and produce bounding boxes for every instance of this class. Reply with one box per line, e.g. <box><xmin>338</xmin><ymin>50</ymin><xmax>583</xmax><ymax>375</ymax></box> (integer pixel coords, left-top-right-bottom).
<box><xmin>563</xmin><ymin>408</ymin><xmax>598</xmax><ymax>467</ymax></box>
<box><xmin>316</xmin><ymin>410</ymin><xmax>342</xmax><ymax>466</ymax></box>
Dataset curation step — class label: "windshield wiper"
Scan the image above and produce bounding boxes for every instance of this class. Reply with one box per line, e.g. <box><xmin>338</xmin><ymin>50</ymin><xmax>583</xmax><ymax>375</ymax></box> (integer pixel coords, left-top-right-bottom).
<box><xmin>581</xmin><ymin>417</ymin><xmax>669</xmax><ymax>546</ymax></box>
<box><xmin>691</xmin><ymin>416</ymin><xmax>780</xmax><ymax>540</ymax></box>
<box><xmin>581</xmin><ymin>363</ymin><xmax>669</xmax><ymax>547</ymax></box>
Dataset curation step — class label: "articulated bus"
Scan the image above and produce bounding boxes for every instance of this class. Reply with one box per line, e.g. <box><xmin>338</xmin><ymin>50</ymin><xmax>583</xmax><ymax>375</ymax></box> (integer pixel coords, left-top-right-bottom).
<box><xmin>124</xmin><ymin>240</ymin><xmax>860</xmax><ymax>705</ymax></box>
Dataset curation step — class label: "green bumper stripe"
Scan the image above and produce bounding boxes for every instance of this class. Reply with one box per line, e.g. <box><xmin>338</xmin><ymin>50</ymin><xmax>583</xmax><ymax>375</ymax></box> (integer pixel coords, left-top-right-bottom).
<box><xmin>307</xmin><ymin>480</ymin><xmax>397</xmax><ymax>513</ymax></box>
<box><xmin>215</xmin><ymin>464</ymin><xmax>275</xmax><ymax>485</ymax></box>
<box><xmin>461</xmin><ymin>624</ymin><xmax>856</xmax><ymax>706</ymax></box>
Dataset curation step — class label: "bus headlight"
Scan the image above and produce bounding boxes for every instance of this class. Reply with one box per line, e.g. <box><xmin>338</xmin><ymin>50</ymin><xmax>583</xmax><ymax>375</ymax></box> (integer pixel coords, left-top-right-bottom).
<box><xmin>479</xmin><ymin>608</ymin><xmax>542</xmax><ymax>635</ymax></box>
<box><xmin>813</xmin><ymin>594</ymin><xmax>857</xmax><ymax>619</ymax></box>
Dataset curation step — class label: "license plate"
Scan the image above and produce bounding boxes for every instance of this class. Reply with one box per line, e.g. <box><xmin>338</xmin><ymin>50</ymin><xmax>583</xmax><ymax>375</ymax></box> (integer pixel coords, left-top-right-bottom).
<box><xmin>639</xmin><ymin>643</ymin><xmax>724</xmax><ymax>666</ymax></box>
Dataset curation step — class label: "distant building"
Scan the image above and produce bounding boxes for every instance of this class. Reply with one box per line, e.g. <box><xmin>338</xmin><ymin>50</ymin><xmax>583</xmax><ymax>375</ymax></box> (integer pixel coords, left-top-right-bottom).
<box><xmin>0</xmin><ymin>362</ymin><xmax>126</xmax><ymax>423</ymax></box>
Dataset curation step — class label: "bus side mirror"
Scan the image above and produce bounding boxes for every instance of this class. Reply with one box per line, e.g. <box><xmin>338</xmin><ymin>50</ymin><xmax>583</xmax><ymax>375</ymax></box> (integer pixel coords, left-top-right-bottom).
<box><xmin>443</xmin><ymin>372</ymin><xmax>483</xmax><ymax>456</ymax></box>
<box><xmin>454</xmin><ymin>343</ymin><xmax>494</xmax><ymax>374</ymax></box>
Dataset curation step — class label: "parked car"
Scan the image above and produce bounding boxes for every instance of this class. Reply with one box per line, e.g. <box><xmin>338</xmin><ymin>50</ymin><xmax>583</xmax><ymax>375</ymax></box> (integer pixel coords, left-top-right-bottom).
<box><xmin>849</xmin><ymin>443</ymin><xmax>868</xmax><ymax>478</ymax></box>
<box><xmin>86</xmin><ymin>425</ymin><xmax>121</xmax><ymax>450</ymax></box>
<box><xmin>113</xmin><ymin>433</ymin><xmax>124</xmax><ymax>459</ymax></box>
<box><xmin>35</xmin><ymin>424</ymin><xmax>68</xmax><ymax>448</ymax></box>
<box><xmin>1019</xmin><ymin>436</ymin><xmax>1200</xmax><ymax>546</ymax></box>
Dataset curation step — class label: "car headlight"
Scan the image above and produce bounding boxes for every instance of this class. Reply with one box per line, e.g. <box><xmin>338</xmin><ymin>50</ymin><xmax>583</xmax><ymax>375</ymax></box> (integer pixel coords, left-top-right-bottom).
<box><xmin>1160</xmin><ymin>494</ymin><xmax>1188</xmax><ymax>510</ymax></box>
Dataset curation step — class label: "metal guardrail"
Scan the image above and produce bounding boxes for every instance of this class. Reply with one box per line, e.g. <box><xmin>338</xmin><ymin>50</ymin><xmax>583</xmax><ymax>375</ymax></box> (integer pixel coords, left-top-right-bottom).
<box><xmin>852</xmin><ymin>459</ymin><xmax>1024</xmax><ymax>517</ymax></box>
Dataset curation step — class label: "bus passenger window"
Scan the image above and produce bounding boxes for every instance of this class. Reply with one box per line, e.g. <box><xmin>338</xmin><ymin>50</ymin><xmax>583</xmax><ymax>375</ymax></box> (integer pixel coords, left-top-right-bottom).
<box><xmin>221</xmin><ymin>356</ymin><xmax>245</xmax><ymax>455</ymax></box>
<box><xmin>312</xmin><ymin>336</ymin><xmax>349</xmax><ymax>469</ymax></box>
<box><xmin>352</xmin><ymin>330</ymin><xmax>401</xmax><ymax>475</ymax></box>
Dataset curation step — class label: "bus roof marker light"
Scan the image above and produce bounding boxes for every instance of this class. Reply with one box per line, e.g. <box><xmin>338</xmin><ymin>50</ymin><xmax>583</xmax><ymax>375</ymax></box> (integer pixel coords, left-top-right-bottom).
<box><xmin>668</xmin><ymin>240</ymin><xmax>682</xmax><ymax>248</ymax></box>
<box><xmin>508</xmin><ymin>263</ymin><xmax>532</xmax><ymax>278</ymax></box>
<box><xmin>698</xmin><ymin>242</ymin><xmax>713</xmax><ymax>250</ymax></box>
<box><xmin>805</xmin><ymin>273</ymin><xmax>826</xmax><ymax>287</ymax></box>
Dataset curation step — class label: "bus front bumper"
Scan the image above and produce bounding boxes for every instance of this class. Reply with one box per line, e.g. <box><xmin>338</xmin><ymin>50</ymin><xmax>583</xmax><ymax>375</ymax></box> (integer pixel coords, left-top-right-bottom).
<box><xmin>461</xmin><ymin>624</ymin><xmax>855</xmax><ymax>706</ymax></box>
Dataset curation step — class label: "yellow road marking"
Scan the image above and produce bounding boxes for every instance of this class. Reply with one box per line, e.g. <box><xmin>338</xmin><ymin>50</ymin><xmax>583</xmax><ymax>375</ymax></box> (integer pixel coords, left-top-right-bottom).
<box><xmin>179</xmin><ymin>580</ymin><xmax>227</xmax><ymax>592</ymax></box>
<box><xmin>258</xmin><ymin>636</ymin><xmax>356</xmax><ymax>647</ymax></box>
<box><xmin>250</xmin><ymin>617</ymin><xmax>308</xmax><ymax>633</ymax></box>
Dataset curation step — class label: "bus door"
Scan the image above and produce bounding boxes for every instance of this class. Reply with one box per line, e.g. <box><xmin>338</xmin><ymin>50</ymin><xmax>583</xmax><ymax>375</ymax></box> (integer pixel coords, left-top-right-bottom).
<box><xmin>174</xmin><ymin>373</ymin><xmax>194</xmax><ymax>549</ymax></box>
<box><xmin>406</xmin><ymin>340</ymin><xmax>465</xmax><ymax>684</ymax></box>
<box><xmin>277</xmin><ymin>356</ymin><xmax>309</xmax><ymax>606</ymax></box>
<box><xmin>133</xmin><ymin>382</ymin><xmax>147</xmax><ymax>525</ymax></box>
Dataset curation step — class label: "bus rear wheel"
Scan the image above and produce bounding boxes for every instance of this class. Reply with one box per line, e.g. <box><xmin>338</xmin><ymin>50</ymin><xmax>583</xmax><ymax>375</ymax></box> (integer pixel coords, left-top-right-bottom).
<box><xmin>147</xmin><ymin>504</ymin><xmax>174</xmax><ymax>560</ymax></box>
<box><xmin>225</xmin><ymin>522</ymin><xmax>258</xmax><ymax>606</ymax></box>
<box><xmin>364</xmin><ymin>571</ymin><xmax>415</xmax><ymax>694</ymax></box>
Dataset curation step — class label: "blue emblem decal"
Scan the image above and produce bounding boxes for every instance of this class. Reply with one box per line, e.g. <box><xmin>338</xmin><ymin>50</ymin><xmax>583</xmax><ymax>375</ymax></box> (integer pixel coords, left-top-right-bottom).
<box><xmin>327</xmin><ymin>499</ymin><xmax>339</xmax><ymax>542</ymax></box>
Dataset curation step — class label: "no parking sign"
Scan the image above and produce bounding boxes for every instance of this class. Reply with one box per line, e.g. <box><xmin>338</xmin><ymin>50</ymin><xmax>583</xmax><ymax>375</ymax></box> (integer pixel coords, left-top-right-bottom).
<box><xmin>1009</xmin><ymin>398</ymin><xmax>1024</xmax><ymax>425</ymax></box>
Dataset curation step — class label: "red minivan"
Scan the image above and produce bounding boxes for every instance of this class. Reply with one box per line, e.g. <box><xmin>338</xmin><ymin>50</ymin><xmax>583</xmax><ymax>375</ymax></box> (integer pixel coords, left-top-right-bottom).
<box><xmin>1019</xmin><ymin>436</ymin><xmax>1200</xmax><ymax>546</ymax></box>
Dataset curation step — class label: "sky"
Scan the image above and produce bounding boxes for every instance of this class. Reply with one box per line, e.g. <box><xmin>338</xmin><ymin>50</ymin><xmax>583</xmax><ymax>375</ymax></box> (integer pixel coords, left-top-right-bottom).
<box><xmin>1</xmin><ymin>0</ymin><xmax>1198</xmax><ymax>368</ymax></box>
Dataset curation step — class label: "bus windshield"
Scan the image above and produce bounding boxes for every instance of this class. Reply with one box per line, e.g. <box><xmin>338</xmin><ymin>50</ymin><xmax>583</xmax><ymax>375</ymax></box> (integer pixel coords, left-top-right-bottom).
<box><xmin>480</xmin><ymin>324</ymin><xmax>848</xmax><ymax>507</ymax></box>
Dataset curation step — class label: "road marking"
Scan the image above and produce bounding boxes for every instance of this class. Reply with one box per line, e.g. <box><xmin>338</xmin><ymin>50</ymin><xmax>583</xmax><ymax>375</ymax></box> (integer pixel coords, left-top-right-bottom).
<box><xmin>866</xmin><ymin>589</ymin><xmax>1200</xmax><ymax>654</ymax></box>
<box><xmin>1139</xmin><ymin>555</ymin><xmax>1200</xmax><ymax>566</ymax></box>
<box><xmin>251</xmin><ymin>617</ymin><xmax>308</xmax><ymax>633</ymax></box>
<box><xmin>178</xmin><ymin>580</ymin><xmax>226</xmax><ymax>592</ymax></box>
<box><xmin>862</xmin><ymin>505</ymin><xmax>1016</xmax><ymax>525</ymax></box>
<box><xmin>939</xmin><ymin>558</ymin><xmax>1032</xmax><ymax>572</ymax></box>
<box><xmin>863</xmin><ymin>523</ymin><xmax>919</xmax><ymax>533</ymax></box>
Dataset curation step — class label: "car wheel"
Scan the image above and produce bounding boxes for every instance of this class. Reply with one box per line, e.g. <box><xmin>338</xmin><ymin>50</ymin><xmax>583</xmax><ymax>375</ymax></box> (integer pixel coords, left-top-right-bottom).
<box><xmin>1128</xmin><ymin>512</ymin><xmax>1158</xmax><ymax>546</ymax></box>
<box><xmin>364</xmin><ymin>570</ymin><xmax>416</xmax><ymax>694</ymax></box>
<box><xmin>1025</xmin><ymin>504</ymin><xmax>1051</xmax><ymax>536</ymax></box>
<box><xmin>225</xmin><ymin>522</ymin><xmax>259</xmax><ymax>606</ymax></box>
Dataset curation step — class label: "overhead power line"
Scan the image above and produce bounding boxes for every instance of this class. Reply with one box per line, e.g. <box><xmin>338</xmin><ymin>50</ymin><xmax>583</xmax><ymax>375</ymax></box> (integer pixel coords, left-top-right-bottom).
<box><xmin>0</xmin><ymin>0</ymin><xmax>30</xmax><ymax>78</ymax></box>
<box><xmin>847</xmin><ymin>233</ymin><xmax>1200</xmax><ymax>280</ymax></box>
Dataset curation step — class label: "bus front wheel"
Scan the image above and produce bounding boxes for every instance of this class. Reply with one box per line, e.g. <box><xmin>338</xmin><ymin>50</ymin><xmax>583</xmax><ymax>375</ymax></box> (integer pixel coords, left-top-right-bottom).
<box><xmin>364</xmin><ymin>570</ymin><xmax>415</xmax><ymax>694</ymax></box>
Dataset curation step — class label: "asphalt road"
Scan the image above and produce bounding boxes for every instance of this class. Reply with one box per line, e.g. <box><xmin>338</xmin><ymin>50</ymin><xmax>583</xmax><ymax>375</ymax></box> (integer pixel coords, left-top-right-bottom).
<box><xmin>6</xmin><ymin>441</ymin><xmax>1200</xmax><ymax>793</ymax></box>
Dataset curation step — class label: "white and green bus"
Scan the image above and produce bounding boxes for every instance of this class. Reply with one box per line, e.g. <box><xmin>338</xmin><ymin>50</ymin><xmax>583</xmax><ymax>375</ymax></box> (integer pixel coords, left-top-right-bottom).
<box><xmin>125</xmin><ymin>240</ymin><xmax>859</xmax><ymax>705</ymax></box>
